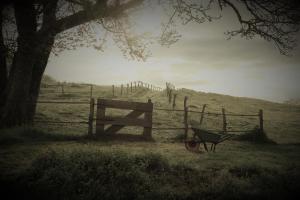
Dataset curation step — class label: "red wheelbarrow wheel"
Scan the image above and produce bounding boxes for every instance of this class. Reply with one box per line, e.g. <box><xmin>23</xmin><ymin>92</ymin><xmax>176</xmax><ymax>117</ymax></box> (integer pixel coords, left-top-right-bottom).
<box><xmin>185</xmin><ymin>140</ymin><xmax>200</xmax><ymax>152</ymax></box>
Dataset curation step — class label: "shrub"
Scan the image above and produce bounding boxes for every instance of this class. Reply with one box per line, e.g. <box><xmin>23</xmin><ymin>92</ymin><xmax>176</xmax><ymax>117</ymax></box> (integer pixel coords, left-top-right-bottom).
<box><xmin>234</xmin><ymin>127</ymin><xmax>275</xmax><ymax>144</ymax></box>
<box><xmin>3</xmin><ymin>150</ymin><xmax>299</xmax><ymax>200</ymax></box>
<box><xmin>20</xmin><ymin>150</ymin><xmax>168</xmax><ymax>200</ymax></box>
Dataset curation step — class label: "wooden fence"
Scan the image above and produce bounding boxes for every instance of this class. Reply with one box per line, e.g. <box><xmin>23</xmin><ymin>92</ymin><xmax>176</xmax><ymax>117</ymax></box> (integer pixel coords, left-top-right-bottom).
<box><xmin>86</xmin><ymin>97</ymin><xmax>264</xmax><ymax>139</ymax></box>
<box><xmin>41</xmin><ymin>80</ymin><xmax>164</xmax><ymax>99</ymax></box>
<box><xmin>31</xmin><ymin>96</ymin><xmax>264</xmax><ymax>140</ymax></box>
<box><xmin>112</xmin><ymin>81</ymin><xmax>163</xmax><ymax>96</ymax></box>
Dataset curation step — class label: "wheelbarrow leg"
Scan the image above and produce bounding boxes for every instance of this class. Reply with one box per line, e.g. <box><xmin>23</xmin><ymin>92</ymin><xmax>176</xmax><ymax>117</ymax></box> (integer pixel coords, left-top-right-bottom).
<box><xmin>213</xmin><ymin>144</ymin><xmax>217</xmax><ymax>152</ymax></box>
<box><xmin>210</xmin><ymin>144</ymin><xmax>214</xmax><ymax>151</ymax></box>
<box><xmin>203</xmin><ymin>142</ymin><xmax>208</xmax><ymax>152</ymax></box>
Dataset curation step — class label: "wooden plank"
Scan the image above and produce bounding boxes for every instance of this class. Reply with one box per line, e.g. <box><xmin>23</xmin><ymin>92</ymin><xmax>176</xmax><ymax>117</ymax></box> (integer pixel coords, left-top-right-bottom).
<box><xmin>96</xmin><ymin>102</ymin><xmax>106</xmax><ymax>135</ymax></box>
<box><xmin>97</xmin><ymin>117</ymin><xmax>151</xmax><ymax>127</ymax></box>
<box><xmin>97</xmin><ymin>99</ymin><xmax>152</xmax><ymax>111</ymax></box>
<box><xmin>105</xmin><ymin>110</ymin><xmax>144</xmax><ymax>134</ymax></box>
<box><xmin>143</xmin><ymin>99</ymin><xmax>153</xmax><ymax>138</ymax></box>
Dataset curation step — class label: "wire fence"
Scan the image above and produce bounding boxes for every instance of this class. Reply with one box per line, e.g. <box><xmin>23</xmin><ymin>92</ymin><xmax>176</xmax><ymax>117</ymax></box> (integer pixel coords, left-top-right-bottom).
<box><xmin>31</xmin><ymin>82</ymin><xmax>264</xmax><ymax>138</ymax></box>
<box><xmin>151</xmin><ymin>106</ymin><xmax>261</xmax><ymax>134</ymax></box>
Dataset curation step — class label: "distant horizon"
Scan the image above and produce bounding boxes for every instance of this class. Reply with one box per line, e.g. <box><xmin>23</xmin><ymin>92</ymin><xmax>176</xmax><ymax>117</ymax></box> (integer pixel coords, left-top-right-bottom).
<box><xmin>43</xmin><ymin>73</ymin><xmax>297</xmax><ymax>104</ymax></box>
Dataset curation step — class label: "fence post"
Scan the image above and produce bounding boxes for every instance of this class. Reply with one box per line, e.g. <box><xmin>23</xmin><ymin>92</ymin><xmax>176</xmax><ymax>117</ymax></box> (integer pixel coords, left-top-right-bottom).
<box><xmin>127</xmin><ymin>84</ymin><xmax>129</xmax><ymax>94</ymax></box>
<box><xmin>199</xmin><ymin>104</ymin><xmax>207</xmax><ymax>126</ymax></box>
<box><xmin>222</xmin><ymin>108</ymin><xmax>227</xmax><ymax>133</ymax></box>
<box><xmin>172</xmin><ymin>94</ymin><xmax>177</xmax><ymax>109</ymax></box>
<box><xmin>90</xmin><ymin>84</ymin><xmax>93</xmax><ymax>98</ymax></box>
<box><xmin>143</xmin><ymin>99</ymin><xmax>153</xmax><ymax>138</ymax></box>
<box><xmin>121</xmin><ymin>84</ymin><xmax>123</xmax><ymax>96</ymax></box>
<box><xmin>168</xmin><ymin>89</ymin><xmax>172</xmax><ymax>104</ymax></box>
<box><xmin>88</xmin><ymin>98</ymin><xmax>95</xmax><ymax>136</ymax></box>
<box><xmin>166</xmin><ymin>82</ymin><xmax>169</xmax><ymax>96</ymax></box>
<box><xmin>259</xmin><ymin>109</ymin><xmax>264</xmax><ymax>132</ymax></box>
<box><xmin>134</xmin><ymin>82</ymin><xmax>136</xmax><ymax>90</ymax></box>
<box><xmin>96</xmin><ymin>99</ymin><xmax>105</xmax><ymax>135</ymax></box>
<box><xmin>130</xmin><ymin>82</ymin><xmax>132</xmax><ymax>92</ymax></box>
<box><xmin>61</xmin><ymin>84</ymin><xmax>64</xmax><ymax>95</ymax></box>
<box><xmin>112</xmin><ymin>85</ymin><xmax>115</xmax><ymax>96</ymax></box>
<box><xmin>184</xmin><ymin>96</ymin><xmax>188</xmax><ymax>139</ymax></box>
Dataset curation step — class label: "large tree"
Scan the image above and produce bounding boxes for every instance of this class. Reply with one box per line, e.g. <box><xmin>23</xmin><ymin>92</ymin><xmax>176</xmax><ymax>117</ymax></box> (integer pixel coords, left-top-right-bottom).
<box><xmin>0</xmin><ymin>0</ymin><xmax>299</xmax><ymax>128</ymax></box>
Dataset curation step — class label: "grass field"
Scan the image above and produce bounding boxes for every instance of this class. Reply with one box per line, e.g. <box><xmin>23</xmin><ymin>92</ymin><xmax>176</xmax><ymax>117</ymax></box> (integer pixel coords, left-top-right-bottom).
<box><xmin>0</xmin><ymin>75</ymin><xmax>299</xmax><ymax>199</ymax></box>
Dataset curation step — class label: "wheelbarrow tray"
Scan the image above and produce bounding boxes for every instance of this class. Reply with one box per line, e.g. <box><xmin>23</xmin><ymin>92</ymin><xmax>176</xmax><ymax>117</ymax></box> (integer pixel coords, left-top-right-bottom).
<box><xmin>189</xmin><ymin>124</ymin><xmax>235</xmax><ymax>152</ymax></box>
<box><xmin>191</xmin><ymin>128</ymin><xmax>232</xmax><ymax>143</ymax></box>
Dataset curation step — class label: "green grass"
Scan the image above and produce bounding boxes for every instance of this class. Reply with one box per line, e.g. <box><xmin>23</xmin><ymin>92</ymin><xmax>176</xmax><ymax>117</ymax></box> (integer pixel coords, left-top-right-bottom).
<box><xmin>0</xmin><ymin>75</ymin><xmax>300</xmax><ymax>199</ymax></box>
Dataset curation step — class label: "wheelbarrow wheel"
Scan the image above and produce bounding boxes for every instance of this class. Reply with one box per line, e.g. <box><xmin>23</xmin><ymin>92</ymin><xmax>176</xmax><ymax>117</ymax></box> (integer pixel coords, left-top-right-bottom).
<box><xmin>185</xmin><ymin>140</ymin><xmax>200</xmax><ymax>152</ymax></box>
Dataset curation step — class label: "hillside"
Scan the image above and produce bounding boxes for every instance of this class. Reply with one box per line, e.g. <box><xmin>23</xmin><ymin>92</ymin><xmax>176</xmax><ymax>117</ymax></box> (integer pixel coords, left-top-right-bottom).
<box><xmin>0</xmin><ymin>75</ymin><xmax>299</xmax><ymax>199</ymax></box>
<box><xmin>36</xmin><ymin>75</ymin><xmax>300</xmax><ymax>144</ymax></box>
<box><xmin>285</xmin><ymin>98</ymin><xmax>300</xmax><ymax>106</ymax></box>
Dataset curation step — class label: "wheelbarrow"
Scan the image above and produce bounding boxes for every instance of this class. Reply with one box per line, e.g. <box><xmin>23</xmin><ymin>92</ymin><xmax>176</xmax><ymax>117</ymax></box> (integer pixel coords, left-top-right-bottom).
<box><xmin>185</xmin><ymin>124</ymin><xmax>234</xmax><ymax>152</ymax></box>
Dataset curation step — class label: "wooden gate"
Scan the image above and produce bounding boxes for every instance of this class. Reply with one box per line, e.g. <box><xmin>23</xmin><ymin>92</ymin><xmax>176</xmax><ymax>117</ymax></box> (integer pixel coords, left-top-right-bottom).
<box><xmin>96</xmin><ymin>99</ymin><xmax>153</xmax><ymax>137</ymax></box>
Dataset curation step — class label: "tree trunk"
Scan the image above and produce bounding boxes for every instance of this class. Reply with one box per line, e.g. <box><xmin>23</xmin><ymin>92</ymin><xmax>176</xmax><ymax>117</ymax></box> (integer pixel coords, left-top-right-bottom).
<box><xmin>0</xmin><ymin>2</ymin><xmax>37</xmax><ymax>128</ymax></box>
<box><xmin>0</xmin><ymin>1</ymin><xmax>59</xmax><ymax>128</ymax></box>
<box><xmin>0</xmin><ymin>35</ymin><xmax>55</xmax><ymax>127</ymax></box>
<box><xmin>0</xmin><ymin>7</ymin><xmax>7</xmax><ymax>108</ymax></box>
<box><xmin>27</xmin><ymin>36</ymin><xmax>55</xmax><ymax>122</ymax></box>
<box><xmin>0</xmin><ymin>40</ymin><xmax>37</xmax><ymax>127</ymax></box>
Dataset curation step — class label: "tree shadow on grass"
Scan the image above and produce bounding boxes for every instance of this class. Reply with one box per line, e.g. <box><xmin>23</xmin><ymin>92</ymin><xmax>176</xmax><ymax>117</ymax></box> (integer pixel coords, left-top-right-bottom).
<box><xmin>0</xmin><ymin>127</ymin><xmax>86</xmax><ymax>145</ymax></box>
<box><xmin>0</xmin><ymin>128</ymin><xmax>155</xmax><ymax>145</ymax></box>
<box><xmin>92</xmin><ymin>133</ymin><xmax>155</xmax><ymax>143</ymax></box>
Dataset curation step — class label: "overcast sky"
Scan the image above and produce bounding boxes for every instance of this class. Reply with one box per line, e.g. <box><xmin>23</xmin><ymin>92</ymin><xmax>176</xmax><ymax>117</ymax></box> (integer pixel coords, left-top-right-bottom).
<box><xmin>45</xmin><ymin>2</ymin><xmax>300</xmax><ymax>103</ymax></box>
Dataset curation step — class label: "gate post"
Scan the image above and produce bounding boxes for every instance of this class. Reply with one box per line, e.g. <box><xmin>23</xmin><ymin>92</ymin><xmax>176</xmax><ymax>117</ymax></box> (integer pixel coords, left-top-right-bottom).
<box><xmin>88</xmin><ymin>98</ymin><xmax>95</xmax><ymax>136</ymax></box>
<box><xmin>222</xmin><ymin>108</ymin><xmax>227</xmax><ymax>133</ymax></box>
<box><xmin>259</xmin><ymin>109</ymin><xmax>264</xmax><ymax>132</ymax></box>
<box><xmin>184</xmin><ymin>96</ymin><xmax>188</xmax><ymax>139</ymax></box>
<box><xmin>199</xmin><ymin>104</ymin><xmax>207</xmax><ymax>126</ymax></box>
<box><xmin>96</xmin><ymin>99</ymin><xmax>105</xmax><ymax>135</ymax></box>
<box><xmin>172</xmin><ymin>93</ymin><xmax>177</xmax><ymax>109</ymax></box>
<box><xmin>143</xmin><ymin>99</ymin><xmax>153</xmax><ymax>138</ymax></box>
